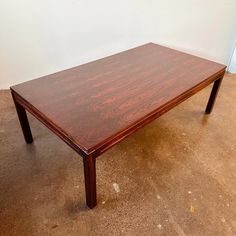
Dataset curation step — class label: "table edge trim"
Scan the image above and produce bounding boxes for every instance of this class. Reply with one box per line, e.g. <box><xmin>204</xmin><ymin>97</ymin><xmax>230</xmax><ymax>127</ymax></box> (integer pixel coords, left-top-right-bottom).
<box><xmin>10</xmin><ymin>68</ymin><xmax>226</xmax><ymax>158</ymax></box>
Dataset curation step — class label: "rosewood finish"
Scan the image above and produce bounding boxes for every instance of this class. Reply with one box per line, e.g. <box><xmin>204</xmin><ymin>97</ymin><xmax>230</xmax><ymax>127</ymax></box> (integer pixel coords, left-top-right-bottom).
<box><xmin>205</xmin><ymin>77</ymin><xmax>223</xmax><ymax>114</ymax></box>
<box><xmin>11</xmin><ymin>43</ymin><xmax>226</xmax><ymax>208</ymax></box>
<box><xmin>12</xmin><ymin>94</ymin><xmax>33</xmax><ymax>144</ymax></box>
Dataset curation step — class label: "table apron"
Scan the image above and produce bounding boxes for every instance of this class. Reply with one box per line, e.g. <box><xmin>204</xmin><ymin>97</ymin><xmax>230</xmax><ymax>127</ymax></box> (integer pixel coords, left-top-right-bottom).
<box><xmin>11</xmin><ymin>69</ymin><xmax>225</xmax><ymax>158</ymax></box>
<box><xmin>11</xmin><ymin>90</ymin><xmax>89</xmax><ymax>158</ymax></box>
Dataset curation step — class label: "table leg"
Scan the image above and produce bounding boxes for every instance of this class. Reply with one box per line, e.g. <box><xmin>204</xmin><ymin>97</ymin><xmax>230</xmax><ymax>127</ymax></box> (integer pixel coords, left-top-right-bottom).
<box><xmin>205</xmin><ymin>77</ymin><xmax>223</xmax><ymax>114</ymax></box>
<box><xmin>83</xmin><ymin>155</ymin><xmax>97</xmax><ymax>209</ymax></box>
<box><xmin>12</xmin><ymin>93</ymin><xmax>33</xmax><ymax>143</ymax></box>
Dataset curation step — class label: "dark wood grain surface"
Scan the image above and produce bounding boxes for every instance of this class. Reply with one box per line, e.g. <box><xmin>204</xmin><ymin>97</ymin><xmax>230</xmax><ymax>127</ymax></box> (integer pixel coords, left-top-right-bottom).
<box><xmin>11</xmin><ymin>43</ymin><xmax>226</xmax><ymax>157</ymax></box>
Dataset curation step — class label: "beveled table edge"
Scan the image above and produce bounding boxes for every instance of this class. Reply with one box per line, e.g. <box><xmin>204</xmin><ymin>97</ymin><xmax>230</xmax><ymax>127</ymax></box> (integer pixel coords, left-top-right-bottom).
<box><xmin>10</xmin><ymin>67</ymin><xmax>226</xmax><ymax>158</ymax></box>
<box><xmin>89</xmin><ymin>68</ymin><xmax>226</xmax><ymax>157</ymax></box>
<box><xmin>10</xmin><ymin>89</ymin><xmax>88</xmax><ymax>158</ymax></box>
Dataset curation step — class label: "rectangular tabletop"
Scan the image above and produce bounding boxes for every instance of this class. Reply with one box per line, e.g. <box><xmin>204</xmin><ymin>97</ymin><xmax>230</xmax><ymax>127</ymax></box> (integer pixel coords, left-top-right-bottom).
<box><xmin>11</xmin><ymin>43</ymin><xmax>226</xmax><ymax>157</ymax></box>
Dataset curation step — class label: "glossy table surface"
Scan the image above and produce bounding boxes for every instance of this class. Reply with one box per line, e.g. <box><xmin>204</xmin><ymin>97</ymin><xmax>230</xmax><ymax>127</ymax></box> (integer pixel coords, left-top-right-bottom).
<box><xmin>11</xmin><ymin>43</ymin><xmax>226</xmax><ymax>157</ymax></box>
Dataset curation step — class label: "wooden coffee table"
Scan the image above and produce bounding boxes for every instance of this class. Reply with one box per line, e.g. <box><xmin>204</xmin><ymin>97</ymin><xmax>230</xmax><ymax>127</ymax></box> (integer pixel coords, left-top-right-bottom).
<box><xmin>11</xmin><ymin>43</ymin><xmax>226</xmax><ymax>209</ymax></box>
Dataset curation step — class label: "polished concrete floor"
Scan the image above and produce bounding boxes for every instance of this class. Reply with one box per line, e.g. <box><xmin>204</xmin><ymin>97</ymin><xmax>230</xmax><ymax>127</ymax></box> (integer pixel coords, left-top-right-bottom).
<box><xmin>0</xmin><ymin>75</ymin><xmax>236</xmax><ymax>236</ymax></box>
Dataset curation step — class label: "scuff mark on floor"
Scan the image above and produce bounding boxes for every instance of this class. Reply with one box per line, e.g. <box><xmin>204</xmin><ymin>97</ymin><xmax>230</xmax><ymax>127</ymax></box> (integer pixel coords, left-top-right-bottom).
<box><xmin>166</xmin><ymin>209</ymin><xmax>188</xmax><ymax>236</ymax></box>
<box><xmin>113</xmin><ymin>183</ymin><xmax>120</xmax><ymax>193</ymax></box>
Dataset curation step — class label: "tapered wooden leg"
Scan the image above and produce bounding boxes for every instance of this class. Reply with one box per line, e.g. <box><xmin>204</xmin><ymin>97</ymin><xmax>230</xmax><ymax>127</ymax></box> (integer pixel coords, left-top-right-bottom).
<box><xmin>83</xmin><ymin>155</ymin><xmax>97</xmax><ymax>209</ymax></box>
<box><xmin>205</xmin><ymin>77</ymin><xmax>223</xmax><ymax>114</ymax></box>
<box><xmin>12</xmin><ymin>93</ymin><xmax>33</xmax><ymax>143</ymax></box>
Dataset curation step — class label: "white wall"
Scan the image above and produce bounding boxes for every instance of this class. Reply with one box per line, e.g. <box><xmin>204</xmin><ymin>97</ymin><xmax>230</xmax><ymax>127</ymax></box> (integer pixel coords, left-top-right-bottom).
<box><xmin>229</xmin><ymin>45</ymin><xmax>236</xmax><ymax>73</ymax></box>
<box><xmin>1</xmin><ymin>0</ymin><xmax>236</xmax><ymax>89</ymax></box>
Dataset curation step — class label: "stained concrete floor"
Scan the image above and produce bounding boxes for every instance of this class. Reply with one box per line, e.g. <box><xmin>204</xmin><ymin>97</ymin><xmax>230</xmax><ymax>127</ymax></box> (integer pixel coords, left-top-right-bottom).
<box><xmin>0</xmin><ymin>74</ymin><xmax>236</xmax><ymax>236</ymax></box>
